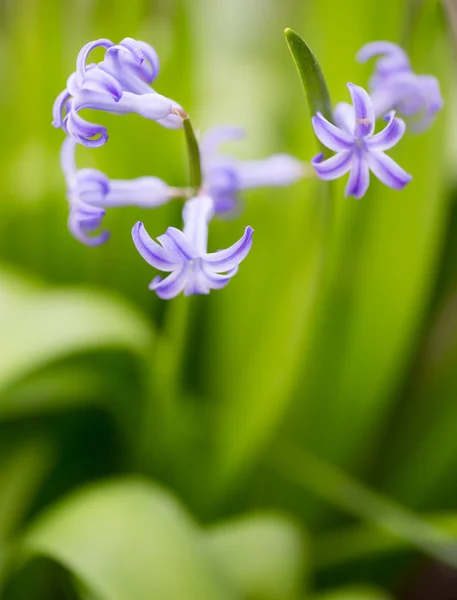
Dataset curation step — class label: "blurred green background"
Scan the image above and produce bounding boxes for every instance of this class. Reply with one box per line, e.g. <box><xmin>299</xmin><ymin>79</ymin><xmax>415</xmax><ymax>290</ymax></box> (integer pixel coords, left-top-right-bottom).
<box><xmin>0</xmin><ymin>0</ymin><xmax>456</xmax><ymax>598</ymax></box>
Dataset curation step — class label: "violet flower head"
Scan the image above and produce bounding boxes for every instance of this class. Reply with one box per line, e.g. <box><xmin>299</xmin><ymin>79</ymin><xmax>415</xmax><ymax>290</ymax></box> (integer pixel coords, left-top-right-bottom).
<box><xmin>132</xmin><ymin>196</ymin><xmax>254</xmax><ymax>299</ymax></box>
<box><xmin>61</xmin><ymin>137</ymin><xmax>172</xmax><ymax>245</ymax></box>
<box><xmin>53</xmin><ymin>38</ymin><xmax>183</xmax><ymax>147</ymax></box>
<box><xmin>200</xmin><ymin>126</ymin><xmax>306</xmax><ymax>214</ymax></box>
<box><xmin>357</xmin><ymin>41</ymin><xmax>443</xmax><ymax>133</ymax></box>
<box><xmin>311</xmin><ymin>83</ymin><xmax>412</xmax><ymax>199</ymax></box>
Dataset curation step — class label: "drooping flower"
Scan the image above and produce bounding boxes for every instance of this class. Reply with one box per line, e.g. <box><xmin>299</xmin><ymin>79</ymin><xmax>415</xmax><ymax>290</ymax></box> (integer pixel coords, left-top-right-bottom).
<box><xmin>357</xmin><ymin>41</ymin><xmax>443</xmax><ymax>133</ymax></box>
<box><xmin>52</xmin><ymin>38</ymin><xmax>183</xmax><ymax>147</ymax></box>
<box><xmin>132</xmin><ymin>195</ymin><xmax>253</xmax><ymax>298</ymax></box>
<box><xmin>311</xmin><ymin>83</ymin><xmax>412</xmax><ymax>199</ymax></box>
<box><xmin>61</xmin><ymin>137</ymin><xmax>173</xmax><ymax>245</ymax></box>
<box><xmin>200</xmin><ymin>126</ymin><xmax>306</xmax><ymax>214</ymax></box>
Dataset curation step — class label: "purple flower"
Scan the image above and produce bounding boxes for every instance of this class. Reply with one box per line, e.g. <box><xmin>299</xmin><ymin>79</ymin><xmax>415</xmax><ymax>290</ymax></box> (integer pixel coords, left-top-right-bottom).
<box><xmin>200</xmin><ymin>126</ymin><xmax>306</xmax><ymax>214</ymax></box>
<box><xmin>52</xmin><ymin>38</ymin><xmax>183</xmax><ymax>147</ymax></box>
<box><xmin>357</xmin><ymin>41</ymin><xmax>443</xmax><ymax>133</ymax></box>
<box><xmin>132</xmin><ymin>195</ymin><xmax>253</xmax><ymax>298</ymax></box>
<box><xmin>311</xmin><ymin>83</ymin><xmax>412</xmax><ymax>199</ymax></box>
<box><xmin>61</xmin><ymin>137</ymin><xmax>172</xmax><ymax>245</ymax></box>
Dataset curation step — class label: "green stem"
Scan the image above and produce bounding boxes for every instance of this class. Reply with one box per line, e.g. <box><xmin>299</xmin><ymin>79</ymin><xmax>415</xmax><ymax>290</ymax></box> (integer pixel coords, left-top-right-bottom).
<box><xmin>182</xmin><ymin>115</ymin><xmax>202</xmax><ymax>194</ymax></box>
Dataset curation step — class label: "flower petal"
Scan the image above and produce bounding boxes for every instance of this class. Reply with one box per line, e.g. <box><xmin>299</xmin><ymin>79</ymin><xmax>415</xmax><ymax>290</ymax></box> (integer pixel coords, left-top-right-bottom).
<box><xmin>366</xmin><ymin>111</ymin><xmax>406</xmax><ymax>151</ymax></box>
<box><xmin>149</xmin><ymin>265</ymin><xmax>190</xmax><ymax>299</ymax></box>
<box><xmin>182</xmin><ymin>196</ymin><xmax>214</xmax><ymax>255</ymax></box>
<box><xmin>200</xmin><ymin>125</ymin><xmax>245</xmax><ymax>158</ymax></box>
<box><xmin>201</xmin><ymin>263</ymin><xmax>238</xmax><ymax>289</ymax></box>
<box><xmin>132</xmin><ymin>222</ymin><xmax>178</xmax><ymax>271</ymax></box>
<box><xmin>65</xmin><ymin>109</ymin><xmax>108</xmax><ymax>148</ymax></box>
<box><xmin>52</xmin><ymin>89</ymin><xmax>71</xmax><ymax>128</ymax></box>
<box><xmin>347</xmin><ymin>83</ymin><xmax>375</xmax><ymax>138</ymax></box>
<box><xmin>312</xmin><ymin>151</ymin><xmax>352</xmax><ymax>181</ymax></box>
<box><xmin>356</xmin><ymin>41</ymin><xmax>410</xmax><ymax>75</ymax></box>
<box><xmin>312</xmin><ymin>113</ymin><xmax>354</xmax><ymax>152</ymax></box>
<box><xmin>333</xmin><ymin>102</ymin><xmax>355</xmax><ymax>135</ymax></box>
<box><xmin>345</xmin><ymin>153</ymin><xmax>370</xmax><ymax>199</ymax></box>
<box><xmin>204</xmin><ymin>226</ymin><xmax>253</xmax><ymax>272</ymax></box>
<box><xmin>76</xmin><ymin>39</ymin><xmax>114</xmax><ymax>82</ymax></box>
<box><xmin>235</xmin><ymin>154</ymin><xmax>305</xmax><ymax>189</ymax></box>
<box><xmin>158</xmin><ymin>228</ymin><xmax>195</xmax><ymax>261</ymax></box>
<box><xmin>103</xmin><ymin>177</ymin><xmax>170</xmax><ymax>208</ymax></box>
<box><xmin>366</xmin><ymin>150</ymin><xmax>412</xmax><ymax>191</ymax></box>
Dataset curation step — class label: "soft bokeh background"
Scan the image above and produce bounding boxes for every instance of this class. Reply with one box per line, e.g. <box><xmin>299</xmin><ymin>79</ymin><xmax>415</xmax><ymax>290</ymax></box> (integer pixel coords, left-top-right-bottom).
<box><xmin>0</xmin><ymin>0</ymin><xmax>456</xmax><ymax>598</ymax></box>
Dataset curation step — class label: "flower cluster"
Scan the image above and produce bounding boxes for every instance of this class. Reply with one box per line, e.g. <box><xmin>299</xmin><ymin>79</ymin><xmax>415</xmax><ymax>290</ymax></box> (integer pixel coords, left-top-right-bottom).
<box><xmin>53</xmin><ymin>38</ymin><xmax>306</xmax><ymax>298</ymax></box>
<box><xmin>311</xmin><ymin>41</ymin><xmax>443</xmax><ymax>198</ymax></box>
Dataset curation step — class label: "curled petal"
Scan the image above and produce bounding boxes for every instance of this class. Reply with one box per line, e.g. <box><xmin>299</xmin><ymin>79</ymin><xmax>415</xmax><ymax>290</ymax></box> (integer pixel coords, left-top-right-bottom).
<box><xmin>204</xmin><ymin>226</ymin><xmax>254</xmax><ymax>272</ymax></box>
<box><xmin>201</xmin><ymin>263</ymin><xmax>238</xmax><ymax>290</ymax></box>
<box><xmin>356</xmin><ymin>41</ymin><xmax>410</xmax><ymax>75</ymax></box>
<box><xmin>312</xmin><ymin>113</ymin><xmax>354</xmax><ymax>152</ymax></box>
<box><xmin>65</xmin><ymin>109</ymin><xmax>108</xmax><ymax>148</ymax></box>
<box><xmin>76</xmin><ymin>39</ymin><xmax>114</xmax><ymax>83</ymax></box>
<box><xmin>312</xmin><ymin>151</ymin><xmax>352</xmax><ymax>181</ymax></box>
<box><xmin>149</xmin><ymin>265</ymin><xmax>190</xmax><ymax>300</ymax></box>
<box><xmin>68</xmin><ymin>204</ymin><xmax>109</xmax><ymax>246</ymax></box>
<box><xmin>366</xmin><ymin>111</ymin><xmax>406</xmax><ymax>151</ymax></box>
<box><xmin>201</xmin><ymin>125</ymin><xmax>245</xmax><ymax>157</ymax></box>
<box><xmin>81</xmin><ymin>67</ymin><xmax>122</xmax><ymax>100</ymax></box>
<box><xmin>132</xmin><ymin>222</ymin><xmax>178</xmax><ymax>271</ymax></box>
<box><xmin>347</xmin><ymin>83</ymin><xmax>375</xmax><ymax>138</ymax></box>
<box><xmin>119</xmin><ymin>38</ymin><xmax>160</xmax><ymax>82</ymax></box>
<box><xmin>367</xmin><ymin>151</ymin><xmax>412</xmax><ymax>191</ymax></box>
<box><xmin>52</xmin><ymin>89</ymin><xmax>71</xmax><ymax>128</ymax></box>
<box><xmin>76</xmin><ymin>169</ymin><xmax>111</xmax><ymax>199</ymax></box>
<box><xmin>333</xmin><ymin>102</ymin><xmax>355</xmax><ymax>135</ymax></box>
<box><xmin>345</xmin><ymin>153</ymin><xmax>370</xmax><ymax>199</ymax></box>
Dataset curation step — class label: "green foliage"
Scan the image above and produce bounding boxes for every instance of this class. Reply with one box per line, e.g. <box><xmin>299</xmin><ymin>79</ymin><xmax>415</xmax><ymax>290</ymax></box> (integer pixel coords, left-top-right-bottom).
<box><xmin>0</xmin><ymin>0</ymin><xmax>455</xmax><ymax>598</ymax></box>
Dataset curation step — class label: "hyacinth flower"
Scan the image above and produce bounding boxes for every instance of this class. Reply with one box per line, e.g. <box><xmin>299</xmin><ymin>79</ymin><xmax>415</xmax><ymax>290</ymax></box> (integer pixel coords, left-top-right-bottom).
<box><xmin>357</xmin><ymin>41</ymin><xmax>443</xmax><ymax>133</ymax></box>
<box><xmin>200</xmin><ymin>125</ymin><xmax>306</xmax><ymax>214</ymax></box>
<box><xmin>132</xmin><ymin>195</ymin><xmax>253</xmax><ymax>298</ymax></box>
<box><xmin>61</xmin><ymin>137</ymin><xmax>175</xmax><ymax>245</ymax></box>
<box><xmin>52</xmin><ymin>38</ymin><xmax>183</xmax><ymax>147</ymax></box>
<box><xmin>311</xmin><ymin>83</ymin><xmax>412</xmax><ymax>199</ymax></box>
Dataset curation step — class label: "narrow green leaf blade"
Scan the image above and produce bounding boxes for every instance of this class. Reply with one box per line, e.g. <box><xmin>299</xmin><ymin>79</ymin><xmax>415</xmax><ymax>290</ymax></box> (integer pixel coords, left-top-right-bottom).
<box><xmin>284</xmin><ymin>28</ymin><xmax>332</xmax><ymax>121</ymax></box>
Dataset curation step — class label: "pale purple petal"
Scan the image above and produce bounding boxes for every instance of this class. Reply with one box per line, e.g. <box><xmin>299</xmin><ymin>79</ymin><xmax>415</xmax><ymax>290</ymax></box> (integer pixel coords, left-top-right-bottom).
<box><xmin>68</xmin><ymin>203</ymin><xmax>109</xmax><ymax>246</ymax></box>
<box><xmin>182</xmin><ymin>196</ymin><xmax>214</xmax><ymax>255</ymax></box>
<box><xmin>149</xmin><ymin>265</ymin><xmax>190</xmax><ymax>299</ymax></box>
<box><xmin>366</xmin><ymin>111</ymin><xmax>406</xmax><ymax>151</ymax></box>
<box><xmin>333</xmin><ymin>102</ymin><xmax>355</xmax><ymax>135</ymax></box>
<box><xmin>345</xmin><ymin>153</ymin><xmax>370</xmax><ymax>199</ymax></box>
<box><xmin>201</xmin><ymin>125</ymin><xmax>245</xmax><ymax>158</ymax></box>
<box><xmin>101</xmin><ymin>177</ymin><xmax>170</xmax><ymax>208</ymax></box>
<box><xmin>204</xmin><ymin>226</ymin><xmax>253</xmax><ymax>272</ymax></box>
<box><xmin>80</xmin><ymin>67</ymin><xmax>122</xmax><ymax>100</ymax></box>
<box><xmin>201</xmin><ymin>263</ymin><xmax>238</xmax><ymax>289</ymax></box>
<box><xmin>52</xmin><ymin>89</ymin><xmax>71</xmax><ymax>128</ymax></box>
<box><xmin>235</xmin><ymin>154</ymin><xmax>305</xmax><ymax>189</ymax></box>
<box><xmin>356</xmin><ymin>41</ymin><xmax>410</xmax><ymax>74</ymax></box>
<box><xmin>76</xmin><ymin>39</ymin><xmax>114</xmax><ymax>83</ymax></box>
<box><xmin>184</xmin><ymin>267</ymin><xmax>211</xmax><ymax>296</ymax></box>
<box><xmin>347</xmin><ymin>83</ymin><xmax>375</xmax><ymax>138</ymax></box>
<box><xmin>367</xmin><ymin>151</ymin><xmax>412</xmax><ymax>191</ymax></box>
<box><xmin>312</xmin><ymin>113</ymin><xmax>354</xmax><ymax>152</ymax></box>
<box><xmin>132</xmin><ymin>222</ymin><xmax>178</xmax><ymax>271</ymax></box>
<box><xmin>65</xmin><ymin>109</ymin><xmax>108</xmax><ymax>148</ymax></box>
<box><xmin>60</xmin><ymin>136</ymin><xmax>77</xmax><ymax>180</ymax></box>
<box><xmin>312</xmin><ymin>151</ymin><xmax>352</xmax><ymax>181</ymax></box>
<box><xmin>159</xmin><ymin>228</ymin><xmax>195</xmax><ymax>261</ymax></box>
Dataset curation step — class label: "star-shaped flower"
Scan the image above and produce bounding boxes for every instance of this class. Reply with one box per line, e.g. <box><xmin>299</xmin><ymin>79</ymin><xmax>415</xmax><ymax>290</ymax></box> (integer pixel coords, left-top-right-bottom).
<box><xmin>132</xmin><ymin>195</ymin><xmax>253</xmax><ymax>298</ymax></box>
<box><xmin>311</xmin><ymin>83</ymin><xmax>412</xmax><ymax>199</ymax></box>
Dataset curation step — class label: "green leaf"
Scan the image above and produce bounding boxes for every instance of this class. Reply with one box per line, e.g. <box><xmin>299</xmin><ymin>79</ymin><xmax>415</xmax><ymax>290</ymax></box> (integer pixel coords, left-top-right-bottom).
<box><xmin>284</xmin><ymin>28</ymin><xmax>332</xmax><ymax>121</ymax></box>
<box><xmin>22</xmin><ymin>478</ymin><xmax>232</xmax><ymax>600</ymax></box>
<box><xmin>183</xmin><ymin>116</ymin><xmax>202</xmax><ymax>192</ymax></box>
<box><xmin>0</xmin><ymin>268</ymin><xmax>155</xmax><ymax>402</ymax></box>
<box><xmin>204</xmin><ymin>513</ymin><xmax>307</xmax><ymax>599</ymax></box>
